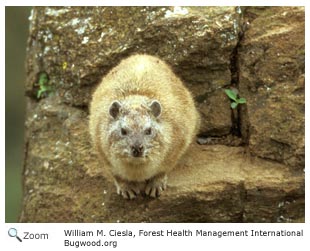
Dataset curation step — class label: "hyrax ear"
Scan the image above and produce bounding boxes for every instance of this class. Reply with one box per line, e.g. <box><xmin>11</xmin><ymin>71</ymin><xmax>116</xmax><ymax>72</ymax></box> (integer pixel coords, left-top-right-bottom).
<box><xmin>109</xmin><ymin>101</ymin><xmax>122</xmax><ymax>119</ymax></box>
<box><xmin>149</xmin><ymin>100</ymin><xmax>161</xmax><ymax>118</ymax></box>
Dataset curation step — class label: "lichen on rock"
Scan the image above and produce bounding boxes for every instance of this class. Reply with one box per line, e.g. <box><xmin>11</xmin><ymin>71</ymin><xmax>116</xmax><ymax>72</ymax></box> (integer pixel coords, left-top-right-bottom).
<box><xmin>21</xmin><ymin>6</ymin><xmax>304</xmax><ymax>223</ymax></box>
<box><xmin>238</xmin><ymin>7</ymin><xmax>305</xmax><ymax>169</ymax></box>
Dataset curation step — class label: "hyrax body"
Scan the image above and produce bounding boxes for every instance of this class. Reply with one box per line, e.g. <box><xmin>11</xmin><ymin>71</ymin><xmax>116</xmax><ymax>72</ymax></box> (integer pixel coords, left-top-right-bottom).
<box><xmin>89</xmin><ymin>54</ymin><xmax>200</xmax><ymax>199</ymax></box>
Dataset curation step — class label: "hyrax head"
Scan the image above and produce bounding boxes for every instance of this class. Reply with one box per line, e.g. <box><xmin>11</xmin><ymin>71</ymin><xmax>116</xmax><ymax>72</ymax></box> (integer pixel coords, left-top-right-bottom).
<box><xmin>108</xmin><ymin>98</ymin><xmax>162</xmax><ymax>160</ymax></box>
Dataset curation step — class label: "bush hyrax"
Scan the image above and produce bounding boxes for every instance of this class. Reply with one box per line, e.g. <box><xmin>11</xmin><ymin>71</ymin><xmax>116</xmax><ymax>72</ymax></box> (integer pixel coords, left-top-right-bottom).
<box><xmin>89</xmin><ymin>54</ymin><xmax>200</xmax><ymax>199</ymax></box>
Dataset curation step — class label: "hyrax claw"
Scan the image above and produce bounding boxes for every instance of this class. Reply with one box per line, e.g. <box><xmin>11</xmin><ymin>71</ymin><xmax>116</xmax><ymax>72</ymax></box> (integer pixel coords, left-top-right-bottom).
<box><xmin>145</xmin><ymin>174</ymin><xmax>167</xmax><ymax>198</ymax></box>
<box><xmin>115</xmin><ymin>179</ymin><xmax>141</xmax><ymax>200</ymax></box>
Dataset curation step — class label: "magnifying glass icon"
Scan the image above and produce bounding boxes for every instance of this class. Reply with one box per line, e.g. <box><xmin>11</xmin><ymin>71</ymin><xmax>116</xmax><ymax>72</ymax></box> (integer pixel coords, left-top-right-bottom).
<box><xmin>8</xmin><ymin>228</ymin><xmax>22</xmax><ymax>242</ymax></box>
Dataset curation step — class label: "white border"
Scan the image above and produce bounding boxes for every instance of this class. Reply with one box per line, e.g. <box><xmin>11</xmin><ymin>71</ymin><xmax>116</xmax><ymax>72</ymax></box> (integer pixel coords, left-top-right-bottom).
<box><xmin>2</xmin><ymin>1</ymin><xmax>309</xmax><ymax>251</ymax></box>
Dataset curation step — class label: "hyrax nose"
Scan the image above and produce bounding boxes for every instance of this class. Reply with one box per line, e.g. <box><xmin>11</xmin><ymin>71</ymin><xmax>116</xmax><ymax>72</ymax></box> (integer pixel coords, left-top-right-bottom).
<box><xmin>131</xmin><ymin>144</ymin><xmax>144</xmax><ymax>157</ymax></box>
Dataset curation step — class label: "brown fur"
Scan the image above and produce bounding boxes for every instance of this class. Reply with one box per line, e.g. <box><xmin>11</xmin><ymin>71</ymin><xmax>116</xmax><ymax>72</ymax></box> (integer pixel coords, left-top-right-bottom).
<box><xmin>89</xmin><ymin>54</ymin><xmax>200</xmax><ymax>199</ymax></box>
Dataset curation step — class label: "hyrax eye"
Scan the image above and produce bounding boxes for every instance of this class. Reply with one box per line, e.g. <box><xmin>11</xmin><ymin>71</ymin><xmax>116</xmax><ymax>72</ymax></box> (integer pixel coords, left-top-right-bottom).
<box><xmin>145</xmin><ymin>128</ymin><xmax>152</xmax><ymax>135</ymax></box>
<box><xmin>121</xmin><ymin>128</ymin><xmax>128</xmax><ymax>136</ymax></box>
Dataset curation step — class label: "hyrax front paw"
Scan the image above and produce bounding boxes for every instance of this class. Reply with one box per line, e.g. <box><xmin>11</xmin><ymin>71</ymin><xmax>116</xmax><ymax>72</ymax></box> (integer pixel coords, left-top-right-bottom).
<box><xmin>145</xmin><ymin>174</ymin><xmax>167</xmax><ymax>198</ymax></box>
<box><xmin>114</xmin><ymin>179</ymin><xmax>141</xmax><ymax>200</ymax></box>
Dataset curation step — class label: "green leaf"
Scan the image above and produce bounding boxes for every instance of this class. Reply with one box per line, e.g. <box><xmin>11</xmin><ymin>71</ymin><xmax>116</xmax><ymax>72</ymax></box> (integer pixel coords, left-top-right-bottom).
<box><xmin>37</xmin><ymin>90</ymin><xmax>43</xmax><ymax>98</ymax></box>
<box><xmin>39</xmin><ymin>78</ymin><xmax>47</xmax><ymax>86</ymax></box>
<box><xmin>237</xmin><ymin>97</ymin><xmax>247</xmax><ymax>104</ymax></box>
<box><xmin>231</xmin><ymin>102</ymin><xmax>238</xmax><ymax>109</ymax></box>
<box><xmin>224</xmin><ymin>89</ymin><xmax>237</xmax><ymax>101</ymax></box>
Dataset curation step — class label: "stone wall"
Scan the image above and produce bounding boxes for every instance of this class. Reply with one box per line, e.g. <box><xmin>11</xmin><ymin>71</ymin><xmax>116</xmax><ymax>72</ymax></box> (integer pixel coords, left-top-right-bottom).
<box><xmin>239</xmin><ymin>7</ymin><xmax>305</xmax><ymax>169</ymax></box>
<box><xmin>20</xmin><ymin>7</ymin><xmax>304</xmax><ymax>222</ymax></box>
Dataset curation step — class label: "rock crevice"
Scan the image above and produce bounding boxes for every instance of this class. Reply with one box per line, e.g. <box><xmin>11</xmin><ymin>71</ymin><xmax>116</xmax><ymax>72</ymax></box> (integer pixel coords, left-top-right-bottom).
<box><xmin>20</xmin><ymin>6</ymin><xmax>304</xmax><ymax>223</ymax></box>
<box><xmin>228</xmin><ymin>10</ymin><xmax>246</xmax><ymax>139</ymax></box>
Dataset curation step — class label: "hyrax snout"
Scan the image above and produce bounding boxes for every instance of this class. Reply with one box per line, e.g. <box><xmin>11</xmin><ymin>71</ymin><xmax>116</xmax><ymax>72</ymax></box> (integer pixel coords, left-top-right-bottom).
<box><xmin>89</xmin><ymin>54</ymin><xmax>200</xmax><ymax>199</ymax></box>
<box><xmin>108</xmin><ymin>99</ymin><xmax>162</xmax><ymax>160</ymax></box>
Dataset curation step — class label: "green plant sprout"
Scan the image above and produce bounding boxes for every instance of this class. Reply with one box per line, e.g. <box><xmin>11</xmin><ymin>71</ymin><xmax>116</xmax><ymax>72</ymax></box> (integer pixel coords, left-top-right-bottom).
<box><xmin>224</xmin><ymin>89</ymin><xmax>246</xmax><ymax>109</ymax></box>
<box><xmin>36</xmin><ymin>72</ymin><xmax>53</xmax><ymax>98</ymax></box>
